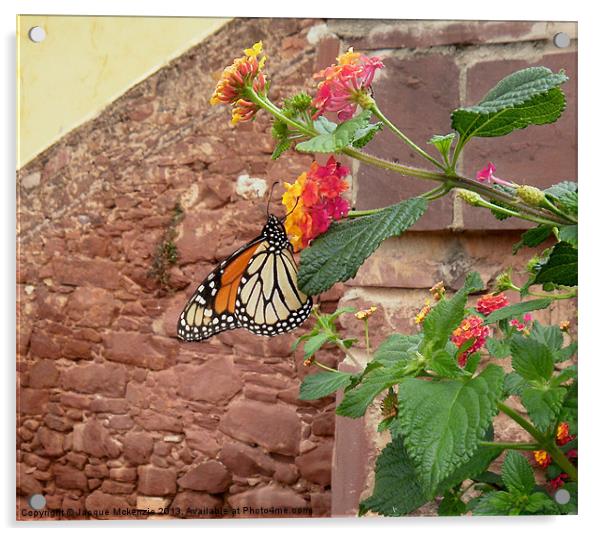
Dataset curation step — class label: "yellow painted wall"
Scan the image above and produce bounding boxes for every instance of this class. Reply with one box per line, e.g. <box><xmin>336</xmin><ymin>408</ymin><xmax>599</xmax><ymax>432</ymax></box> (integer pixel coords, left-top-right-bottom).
<box><xmin>17</xmin><ymin>15</ymin><xmax>230</xmax><ymax>168</ymax></box>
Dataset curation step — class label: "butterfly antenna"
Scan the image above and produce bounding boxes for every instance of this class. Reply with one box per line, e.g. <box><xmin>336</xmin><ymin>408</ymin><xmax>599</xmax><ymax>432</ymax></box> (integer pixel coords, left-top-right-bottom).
<box><xmin>281</xmin><ymin>196</ymin><xmax>300</xmax><ymax>222</ymax></box>
<box><xmin>266</xmin><ymin>181</ymin><xmax>279</xmax><ymax>217</ymax></box>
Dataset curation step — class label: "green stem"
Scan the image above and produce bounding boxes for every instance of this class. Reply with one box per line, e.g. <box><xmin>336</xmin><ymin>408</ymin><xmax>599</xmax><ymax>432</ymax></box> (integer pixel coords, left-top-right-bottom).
<box><xmin>542</xmin><ymin>196</ymin><xmax>578</xmax><ymax>224</ymax></box>
<box><xmin>475</xmin><ymin>197</ymin><xmax>563</xmax><ymax>227</ymax></box>
<box><xmin>334</xmin><ymin>339</ymin><xmax>362</xmax><ymax>369</ymax></box>
<box><xmin>479</xmin><ymin>441</ymin><xmax>540</xmax><ymax>451</ymax></box>
<box><xmin>370</xmin><ymin>103</ymin><xmax>446</xmax><ymax>171</ymax></box>
<box><xmin>364</xmin><ymin>319</ymin><xmax>370</xmax><ymax>354</ymax></box>
<box><xmin>314</xmin><ymin>360</ymin><xmax>339</xmax><ymax>373</ymax></box>
<box><xmin>497</xmin><ymin>402</ymin><xmax>577</xmax><ymax>481</ymax></box>
<box><xmin>528</xmin><ymin>289</ymin><xmax>577</xmax><ymax>300</ymax></box>
<box><xmin>246</xmin><ymin>89</ymin><xmax>572</xmax><ymax>226</ymax></box>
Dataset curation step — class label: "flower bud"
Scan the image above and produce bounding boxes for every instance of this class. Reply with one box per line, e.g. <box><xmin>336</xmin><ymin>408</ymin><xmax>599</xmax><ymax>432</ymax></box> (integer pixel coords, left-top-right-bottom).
<box><xmin>456</xmin><ymin>189</ymin><xmax>483</xmax><ymax>206</ymax></box>
<box><xmin>494</xmin><ymin>269</ymin><xmax>514</xmax><ymax>292</ymax></box>
<box><xmin>517</xmin><ymin>185</ymin><xmax>545</xmax><ymax>207</ymax></box>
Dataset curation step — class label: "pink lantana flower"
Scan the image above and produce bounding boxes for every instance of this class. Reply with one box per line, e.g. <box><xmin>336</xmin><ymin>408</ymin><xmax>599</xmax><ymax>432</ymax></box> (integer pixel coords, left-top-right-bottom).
<box><xmin>510</xmin><ymin>313</ymin><xmax>533</xmax><ymax>332</ymax></box>
<box><xmin>476</xmin><ymin>162</ymin><xmax>516</xmax><ymax>188</ymax></box>
<box><xmin>312</xmin><ymin>49</ymin><xmax>384</xmax><ymax>120</ymax></box>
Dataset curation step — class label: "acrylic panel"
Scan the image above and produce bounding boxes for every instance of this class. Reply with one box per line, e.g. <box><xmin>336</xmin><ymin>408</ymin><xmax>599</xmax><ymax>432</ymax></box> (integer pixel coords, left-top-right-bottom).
<box><xmin>16</xmin><ymin>16</ymin><xmax>578</xmax><ymax>520</ymax></box>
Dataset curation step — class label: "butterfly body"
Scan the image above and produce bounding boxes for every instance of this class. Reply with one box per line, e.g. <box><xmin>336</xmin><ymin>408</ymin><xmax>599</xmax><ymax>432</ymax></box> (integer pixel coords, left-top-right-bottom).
<box><xmin>177</xmin><ymin>214</ymin><xmax>312</xmax><ymax>341</ymax></box>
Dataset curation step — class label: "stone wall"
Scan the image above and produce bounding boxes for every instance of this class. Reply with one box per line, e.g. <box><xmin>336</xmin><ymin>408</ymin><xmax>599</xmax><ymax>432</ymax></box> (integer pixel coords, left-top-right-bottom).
<box><xmin>17</xmin><ymin>18</ymin><xmax>336</xmax><ymax>520</ymax></box>
<box><xmin>16</xmin><ymin>17</ymin><xmax>578</xmax><ymax>520</ymax></box>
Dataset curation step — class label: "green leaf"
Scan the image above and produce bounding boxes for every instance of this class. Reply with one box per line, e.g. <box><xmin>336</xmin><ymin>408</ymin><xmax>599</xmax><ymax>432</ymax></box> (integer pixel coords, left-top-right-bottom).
<box><xmin>396</xmin><ymin>365</ymin><xmax>505</xmax><ymax>494</ymax></box>
<box><xmin>430</xmin><ymin>349</ymin><xmax>467</xmax><ymax>379</ymax></box>
<box><xmin>298</xmin><ymin>197</ymin><xmax>427</xmax><ymax>295</ymax></box>
<box><xmin>546</xmin><ymin>181</ymin><xmax>578</xmax><ymax>216</ymax></box>
<box><xmin>483</xmin><ymin>299</ymin><xmax>552</xmax><ymax>325</ymax></box>
<box><xmin>437</xmin><ymin>442</ymin><xmax>503</xmax><ymax>492</ymax></box>
<box><xmin>534</xmin><ymin>242</ymin><xmax>578</xmax><ymax>287</ymax></box>
<box><xmin>302</xmin><ymin>332</ymin><xmax>332</xmax><ymax>358</ymax></box>
<box><xmin>523</xmin><ymin>492</ymin><xmax>560</xmax><ymax>514</ymax></box>
<box><xmin>451</xmin><ymin>67</ymin><xmax>568</xmax><ymax>141</ymax></box>
<box><xmin>296</xmin><ymin>110</ymin><xmax>372</xmax><ymax>153</ymax></box>
<box><xmin>510</xmin><ymin>336</ymin><xmax>554</xmax><ymax>382</ymax></box>
<box><xmin>336</xmin><ymin>361</ymin><xmax>409</xmax><ymax>418</ymax></box>
<box><xmin>502</xmin><ymin>451</ymin><xmax>535</xmax><ymax>494</ymax></box>
<box><xmin>352</xmin><ymin>122</ymin><xmax>383</xmax><ymax>148</ymax></box>
<box><xmin>512</xmin><ymin>225</ymin><xmax>553</xmax><ymax>254</ymax></box>
<box><xmin>428</xmin><ymin>133</ymin><xmax>455</xmax><ymax>162</ymax></box>
<box><xmin>438</xmin><ymin>493</ymin><xmax>467</xmax><ymax>516</ymax></box>
<box><xmin>530</xmin><ymin>321</ymin><xmax>563</xmax><ymax>351</ymax></box>
<box><xmin>313</xmin><ymin>116</ymin><xmax>337</xmax><ymax>134</ymax></box>
<box><xmin>503</xmin><ymin>372</ymin><xmax>526</xmax><ymax>396</ymax></box>
<box><xmin>464</xmin><ymin>271</ymin><xmax>486</xmax><ymax>293</ymax></box>
<box><xmin>359</xmin><ymin>435</ymin><xmax>429</xmax><ymax>516</ymax></box>
<box><xmin>299</xmin><ymin>370</ymin><xmax>353</xmax><ymax>400</ymax></box>
<box><xmin>271</xmin><ymin>137</ymin><xmax>291</xmax><ymax>160</ymax></box>
<box><xmin>421</xmin><ymin>279</ymin><xmax>472</xmax><ymax>355</ymax></box>
<box><xmin>373</xmin><ymin>334</ymin><xmax>422</xmax><ymax>366</ymax></box>
<box><xmin>556</xmin><ymin>341</ymin><xmax>577</xmax><ymax>362</ymax></box>
<box><xmin>551</xmin><ymin>365</ymin><xmax>576</xmax><ymax>386</ymax></box>
<box><xmin>473</xmin><ymin>491</ymin><xmax>517</xmax><ymax>515</ymax></box>
<box><xmin>558</xmin><ymin>225</ymin><xmax>578</xmax><ymax>248</ymax></box>
<box><xmin>486</xmin><ymin>337</ymin><xmax>511</xmax><ymax>358</ymax></box>
<box><xmin>521</xmin><ymin>385</ymin><xmax>566</xmax><ymax>431</ymax></box>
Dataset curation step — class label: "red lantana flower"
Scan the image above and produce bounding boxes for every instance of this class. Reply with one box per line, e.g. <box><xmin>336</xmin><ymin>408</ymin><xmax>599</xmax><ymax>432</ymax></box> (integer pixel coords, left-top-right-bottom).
<box><xmin>451</xmin><ymin>316</ymin><xmax>490</xmax><ymax>367</ymax></box>
<box><xmin>533</xmin><ymin>450</ymin><xmax>552</xmax><ymax>468</ymax></box>
<box><xmin>556</xmin><ymin>422</ymin><xmax>575</xmax><ymax>446</ymax></box>
<box><xmin>476</xmin><ymin>293</ymin><xmax>509</xmax><ymax>316</ymax></box>
<box><xmin>312</xmin><ymin>48</ymin><xmax>384</xmax><ymax>120</ymax></box>
<box><xmin>475</xmin><ymin>162</ymin><xmax>516</xmax><ymax>188</ymax></box>
<box><xmin>282</xmin><ymin>157</ymin><xmax>350</xmax><ymax>250</ymax></box>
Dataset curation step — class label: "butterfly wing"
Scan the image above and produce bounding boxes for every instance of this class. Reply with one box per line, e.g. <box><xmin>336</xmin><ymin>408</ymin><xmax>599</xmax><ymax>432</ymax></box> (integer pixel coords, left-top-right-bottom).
<box><xmin>177</xmin><ymin>239</ymin><xmax>262</xmax><ymax>341</ymax></box>
<box><xmin>178</xmin><ymin>214</ymin><xmax>312</xmax><ymax>341</ymax></box>
<box><xmin>235</xmin><ymin>242</ymin><xmax>313</xmax><ymax>336</ymax></box>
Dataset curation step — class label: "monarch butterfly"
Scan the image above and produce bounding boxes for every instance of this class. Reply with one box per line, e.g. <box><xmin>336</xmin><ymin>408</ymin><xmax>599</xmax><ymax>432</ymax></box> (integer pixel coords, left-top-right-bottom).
<box><xmin>177</xmin><ymin>212</ymin><xmax>312</xmax><ymax>341</ymax></box>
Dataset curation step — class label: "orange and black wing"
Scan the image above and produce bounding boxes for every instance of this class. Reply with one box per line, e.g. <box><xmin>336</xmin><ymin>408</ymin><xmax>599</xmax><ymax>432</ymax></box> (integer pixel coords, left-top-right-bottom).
<box><xmin>177</xmin><ymin>239</ymin><xmax>262</xmax><ymax>341</ymax></box>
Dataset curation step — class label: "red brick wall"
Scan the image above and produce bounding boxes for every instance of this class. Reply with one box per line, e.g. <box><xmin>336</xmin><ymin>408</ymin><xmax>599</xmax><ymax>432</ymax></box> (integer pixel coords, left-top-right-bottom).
<box><xmin>17</xmin><ymin>18</ymin><xmax>337</xmax><ymax>520</ymax></box>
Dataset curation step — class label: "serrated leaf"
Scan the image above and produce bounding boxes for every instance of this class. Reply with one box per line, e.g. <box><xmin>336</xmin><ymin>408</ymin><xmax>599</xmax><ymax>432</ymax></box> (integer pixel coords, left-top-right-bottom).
<box><xmin>464</xmin><ymin>271</ymin><xmax>485</xmax><ymax>293</ymax></box>
<box><xmin>551</xmin><ymin>366</ymin><xmax>576</xmax><ymax>386</ymax></box>
<box><xmin>452</xmin><ymin>67</ymin><xmax>568</xmax><ymax>140</ymax></box>
<box><xmin>296</xmin><ymin>110</ymin><xmax>372</xmax><ymax>153</ymax></box>
<box><xmin>298</xmin><ymin>197</ymin><xmax>427</xmax><ymax>295</ymax></box>
<box><xmin>430</xmin><ymin>349</ymin><xmax>467</xmax><ymax>379</ymax></box>
<box><xmin>421</xmin><ymin>281</ymin><xmax>472</xmax><ymax>356</ymax></box>
<box><xmin>352</xmin><ymin>122</ymin><xmax>382</xmax><ymax>148</ymax></box>
<box><xmin>510</xmin><ymin>336</ymin><xmax>554</xmax><ymax>382</ymax></box>
<box><xmin>336</xmin><ymin>361</ymin><xmax>409</xmax><ymax>418</ymax></box>
<box><xmin>521</xmin><ymin>385</ymin><xmax>566</xmax><ymax>431</ymax></box>
<box><xmin>546</xmin><ymin>181</ymin><xmax>578</xmax><ymax>216</ymax></box>
<box><xmin>271</xmin><ymin>137</ymin><xmax>291</xmax><ymax>160</ymax></box>
<box><xmin>512</xmin><ymin>225</ymin><xmax>553</xmax><ymax>254</ymax></box>
<box><xmin>502</xmin><ymin>451</ymin><xmax>535</xmax><ymax>494</ymax></box>
<box><xmin>302</xmin><ymin>332</ymin><xmax>332</xmax><ymax>358</ymax></box>
<box><xmin>373</xmin><ymin>334</ymin><xmax>422</xmax><ymax>366</ymax></box>
<box><xmin>486</xmin><ymin>337</ymin><xmax>511</xmax><ymax>358</ymax></box>
<box><xmin>483</xmin><ymin>299</ymin><xmax>552</xmax><ymax>325</ymax></box>
<box><xmin>359</xmin><ymin>435</ymin><xmax>429</xmax><ymax>516</ymax></box>
<box><xmin>428</xmin><ymin>133</ymin><xmax>455</xmax><ymax>161</ymax></box>
<box><xmin>534</xmin><ymin>242</ymin><xmax>578</xmax><ymax>287</ymax></box>
<box><xmin>299</xmin><ymin>370</ymin><xmax>353</xmax><ymax>400</ymax></box>
<box><xmin>396</xmin><ymin>365</ymin><xmax>505</xmax><ymax>494</ymax></box>
<box><xmin>558</xmin><ymin>225</ymin><xmax>578</xmax><ymax>248</ymax></box>
<box><xmin>473</xmin><ymin>491</ymin><xmax>516</xmax><ymax>515</ymax></box>
<box><xmin>313</xmin><ymin>116</ymin><xmax>337</xmax><ymax>135</ymax></box>
<box><xmin>556</xmin><ymin>341</ymin><xmax>577</xmax><ymax>362</ymax></box>
<box><xmin>503</xmin><ymin>371</ymin><xmax>526</xmax><ymax>396</ymax></box>
<box><xmin>523</xmin><ymin>492</ymin><xmax>560</xmax><ymax>514</ymax></box>
<box><xmin>437</xmin><ymin>443</ymin><xmax>503</xmax><ymax>493</ymax></box>
<box><xmin>530</xmin><ymin>321</ymin><xmax>563</xmax><ymax>351</ymax></box>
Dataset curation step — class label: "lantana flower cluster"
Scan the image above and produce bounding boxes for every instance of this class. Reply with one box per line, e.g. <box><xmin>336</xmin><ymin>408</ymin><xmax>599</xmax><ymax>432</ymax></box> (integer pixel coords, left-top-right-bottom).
<box><xmin>210</xmin><ymin>42</ymin><xmax>268</xmax><ymax>125</ymax></box>
<box><xmin>282</xmin><ymin>156</ymin><xmax>350</xmax><ymax>250</ymax></box>
<box><xmin>476</xmin><ymin>293</ymin><xmax>509</xmax><ymax>316</ymax></box>
<box><xmin>312</xmin><ymin>48</ymin><xmax>384</xmax><ymax>120</ymax></box>
<box><xmin>451</xmin><ymin>316</ymin><xmax>490</xmax><ymax>367</ymax></box>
